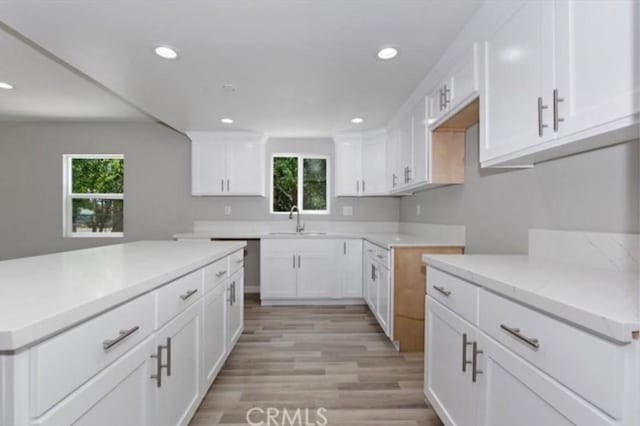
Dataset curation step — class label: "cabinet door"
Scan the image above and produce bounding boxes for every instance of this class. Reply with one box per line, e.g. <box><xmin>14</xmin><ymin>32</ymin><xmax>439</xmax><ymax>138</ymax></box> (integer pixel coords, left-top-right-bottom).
<box><xmin>399</xmin><ymin>114</ymin><xmax>414</xmax><ymax>186</ymax></box>
<box><xmin>191</xmin><ymin>141</ymin><xmax>226</xmax><ymax>195</ymax></box>
<box><xmin>424</xmin><ymin>298</ymin><xmax>477</xmax><ymax>426</ymax></box>
<box><xmin>481</xmin><ymin>1</ymin><xmax>555</xmax><ymax>163</ymax></box>
<box><xmin>361</xmin><ymin>131</ymin><xmax>387</xmax><ymax>194</ymax></box>
<box><xmin>449</xmin><ymin>43</ymin><xmax>479</xmax><ymax>112</ymax></box>
<box><xmin>226</xmin><ymin>270</ymin><xmax>244</xmax><ymax>347</ymax></box>
<box><xmin>427</xmin><ymin>83</ymin><xmax>447</xmax><ymax>124</ymax></box>
<box><xmin>156</xmin><ymin>303</ymin><xmax>201</xmax><ymax>426</ymax></box>
<box><xmin>339</xmin><ymin>240</ymin><xmax>363</xmax><ymax>298</ymax></box>
<box><xmin>296</xmin><ymin>241</ymin><xmax>338</xmax><ymax>298</ymax></box>
<box><xmin>226</xmin><ymin>141</ymin><xmax>265</xmax><ymax>196</ymax></box>
<box><xmin>375</xmin><ymin>264</ymin><xmax>391</xmax><ymax>337</ymax></box>
<box><xmin>476</xmin><ymin>333</ymin><xmax>615</xmax><ymax>426</ymax></box>
<box><xmin>260</xmin><ymin>240</ymin><xmax>297</xmax><ymax>299</ymax></box>
<box><xmin>411</xmin><ymin>98</ymin><xmax>428</xmax><ymax>184</ymax></box>
<box><xmin>334</xmin><ymin>136</ymin><xmax>362</xmax><ymax>196</ymax></box>
<box><xmin>386</xmin><ymin>126</ymin><xmax>402</xmax><ymax>190</ymax></box>
<box><xmin>202</xmin><ymin>282</ymin><xmax>227</xmax><ymax>390</ymax></box>
<box><xmin>366</xmin><ymin>259</ymin><xmax>378</xmax><ymax>313</ymax></box>
<box><xmin>554</xmin><ymin>0</ymin><xmax>640</xmax><ymax>139</ymax></box>
<box><xmin>33</xmin><ymin>338</ymin><xmax>157</xmax><ymax>426</ymax></box>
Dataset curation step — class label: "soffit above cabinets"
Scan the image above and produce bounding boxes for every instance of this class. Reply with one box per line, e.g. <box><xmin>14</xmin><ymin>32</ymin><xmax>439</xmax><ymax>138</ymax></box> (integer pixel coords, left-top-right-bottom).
<box><xmin>0</xmin><ymin>23</ymin><xmax>148</xmax><ymax>122</ymax></box>
<box><xmin>0</xmin><ymin>1</ymin><xmax>481</xmax><ymax>135</ymax></box>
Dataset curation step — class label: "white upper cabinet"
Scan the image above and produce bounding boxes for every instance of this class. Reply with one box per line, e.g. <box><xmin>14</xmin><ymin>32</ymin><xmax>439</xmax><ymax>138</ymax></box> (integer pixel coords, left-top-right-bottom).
<box><xmin>554</xmin><ymin>0</ymin><xmax>640</xmax><ymax>139</ymax></box>
<box><xmin>481</xmin><ymin>1</ymin><xmax>555</xmax><ymax>163</ymax></box>
<box><xmin>334</xmin><ymin>129</ymin><xmax>387</xmax><ymax>197</ymax></box>
<box><xmin>189</xmin><ymin>132</ymin><xmax>266</xmax><ymax>196</ymax></box>
<box><xmin>480</xmin><ymin>0</ymin><xmax>639</xmax><ymax>167</ymax></box>
<box><xmin>411</xmin><ymin>98</ymin><xmax>428</xmax><ymax>184</ymax></box>
<box><xmin>427</xmin><ymin>43</ymin><xmax>479</xmax><ymax>126</ymax></box>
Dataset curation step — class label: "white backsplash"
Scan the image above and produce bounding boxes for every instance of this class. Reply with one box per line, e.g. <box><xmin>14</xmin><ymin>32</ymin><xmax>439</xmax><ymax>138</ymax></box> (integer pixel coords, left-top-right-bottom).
<box><xmin>399</xmin><ymin>222</ymin><xmax>466</xmax><ymax>245</ymax></box>
<box><xmin>193</xmin><ymin>220</ymin><xmax>400</xmax><ymax>234</ymax></box>
<box><xmin>528</xmin><ymin>229</ymin><xmax>640</xmax><ymax>273</ymax></box>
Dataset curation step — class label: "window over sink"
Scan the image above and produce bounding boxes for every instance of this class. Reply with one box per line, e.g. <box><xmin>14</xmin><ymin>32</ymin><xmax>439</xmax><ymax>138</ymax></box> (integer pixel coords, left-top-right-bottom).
<box><xmin>271</xmin><ymin>154</ymin><xmax>329</xmax><ymax>214</ymax></box>
<box><xmin>62</xmin><ymin>154</ymin><xmax>124</xmax><ymax>237</ymax></box>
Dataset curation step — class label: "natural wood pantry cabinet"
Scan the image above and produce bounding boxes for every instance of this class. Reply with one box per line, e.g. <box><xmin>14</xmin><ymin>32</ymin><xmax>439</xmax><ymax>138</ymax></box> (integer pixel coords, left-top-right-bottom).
<box><xmin>1</xmin><ymin>248</ymin><xmax>244</xmax><ymax>426</ymax></box>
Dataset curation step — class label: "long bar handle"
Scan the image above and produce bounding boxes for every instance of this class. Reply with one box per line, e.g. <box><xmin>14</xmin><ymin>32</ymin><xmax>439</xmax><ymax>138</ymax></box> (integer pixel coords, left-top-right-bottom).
<box><xmin>433</xmin><ymin>285</ymin><xmax>451</xmax><ymax>297</ymax></box>
<box><xmin>553</xmin><ymin>89</ymin><xmax>565</xmax><ymax>131</ymax></box>
<box><xmin>500</xmin><ymin>324</ymin><xmax>540</xmax><ymax>349</ymax></box>
<box><xmin>215</xmin><ymin>270</ymin><xmax>227</xmax><ymax>278</ymax></box>
<box><xmin>102</xmin><ymin>326</ymin><xmax>139</xmax><ymax>351</ymax></box>
<box><xmin>537</xmin><ymin>97</ymin><xmax>549</xmax><ymax>137</ymax></box>
<box><xmin>165</xmin><ymin>337</ymin><xmax>172</xmax><ymax>376</ymax></box>
<box><xmin>180</xmin><ymin>288</ymin><xmax>199</xmax><ymax>301</ymax></box>
<box><xmin>226</xmin><ymin>179</ymin><xmax>230</xmax><ymax>192</ymax></box>
<box><xmin>472</xmin><ymin>341</ymin><xmax>483</xmax><ymax>383</ymax></box>
<box><xmin>462</xmin><ymin>333</ymin><xmax>472</xmax><ymax>372</ymax></box>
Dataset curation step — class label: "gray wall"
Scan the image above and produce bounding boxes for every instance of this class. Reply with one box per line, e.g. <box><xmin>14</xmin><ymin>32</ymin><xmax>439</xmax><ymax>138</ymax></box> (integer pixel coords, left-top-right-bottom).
<box><xmin>400</xmin><ymin>124</ymin><xmax>640</xmax><ymax>254</ymax></box>
<box><xmin>0</xmin><ymin>122</ymin><xmax>398</xmax><ymax>260</ymax></box>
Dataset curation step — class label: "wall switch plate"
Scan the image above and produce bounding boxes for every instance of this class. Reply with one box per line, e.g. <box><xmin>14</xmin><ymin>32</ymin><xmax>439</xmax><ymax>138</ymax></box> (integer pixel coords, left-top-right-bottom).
<box><xmin>417</xmin><ymin>204</ymin><xmax>422</xmax><ymax>216</ymax></box>
<box><xmin>343</xmin><ymin>206</ymin><xmax>353</xmax><ymax>216</ymax></box>
<box><xmin>224</xmin><ymin>206</ymin><xmax>232</xmax><ymax>215</ymax></box>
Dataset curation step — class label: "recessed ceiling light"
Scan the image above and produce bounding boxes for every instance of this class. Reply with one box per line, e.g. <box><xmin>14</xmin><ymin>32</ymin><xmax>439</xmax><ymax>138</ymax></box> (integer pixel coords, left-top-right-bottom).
<box><xmin>0</xmin><ymin>82</ymin><xmax>14</xmax><ymax>90</ymax></box>
<box><xmin>377</xmin><ymin>47</ymin><xmax>398</xmax><ymax>60</ymax></box>
<box><xmin>154</xmin><ymin>45</ymin><xmax>178</xmax><ymax>59</ymax></box>
<box><xmin>220</xmin><ymin>118</ymin><xmax>234</xmax><ymax>124</ymax></box>
<box><xmin>351</xmin><ymin>117</ymin><xmax>365</xmax><ymax>124</ymax></box>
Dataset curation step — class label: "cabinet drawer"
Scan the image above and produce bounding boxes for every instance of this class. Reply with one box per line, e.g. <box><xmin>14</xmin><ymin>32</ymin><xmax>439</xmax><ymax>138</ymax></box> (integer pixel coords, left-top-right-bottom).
<box><xmin>203</xmin><ymin>256</ymin><xmax>229</xmax><ymax>294</ymax></box>
<box><xmin>374</xmin><ymin>247</ymin><xmax>390</xmax><ymax>269</ymax></box>
<box><xmin>30</xmin><ymin>292</ymin><xmax>155</xmax><ymax>417</ymax></box>
<box><xmin>427</xmin><ymin>267</ymin><xmax>479</xmax><ymax>325</ymax></box>
<box><xmin>479</xmin><ymin>289</ymin><xmax>626</xmax><ymax>419</ymax></box>
<box><xmin>156</xmin><ymin>269</ymin><xmax>203</xmax><ymax>327</ymax></box>
<box><xmin>363</xmin><ymin>241</ymin><xmax>377</xmax><ymax>258</ymax></box>
<box><xmin>229</xmin><ymin>249</ymin><xmax>244</xmax><ymax>275</ymax></box>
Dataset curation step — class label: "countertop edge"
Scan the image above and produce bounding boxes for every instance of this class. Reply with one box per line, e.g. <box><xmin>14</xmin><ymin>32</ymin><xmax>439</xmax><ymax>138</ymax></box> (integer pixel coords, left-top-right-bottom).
<box><xmin>0</xmin><ymin>241</ymin><xmax>246</xmax><ymax>353</ymax></box>
<box><xmin>422</xmin><ymin>255</ymin><xmax>639</xmax><ymax>344</ymax></box>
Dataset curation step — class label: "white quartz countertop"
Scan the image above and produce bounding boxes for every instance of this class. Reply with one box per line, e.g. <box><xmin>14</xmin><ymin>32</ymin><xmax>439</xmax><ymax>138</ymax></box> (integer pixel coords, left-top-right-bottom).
<box><xmin>423</xmin><ymin>254</ymin><xmax>640</xmax><ymax>343</ymax></box>
<box><xmin>174</xmin><ymin>231</ymin><xmax>464</xmax><ymax>249</ymax></box>
<box><xmin>0</xmin><ymin>240</ymin><xmax>246</xmax><ymax>352</ymax></box>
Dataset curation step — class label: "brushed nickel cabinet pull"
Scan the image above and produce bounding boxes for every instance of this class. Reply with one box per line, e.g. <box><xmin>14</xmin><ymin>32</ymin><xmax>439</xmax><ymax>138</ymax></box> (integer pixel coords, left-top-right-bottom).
<box><xmin>293</xmin><ymin>255</ymin><xmax>296</xmax><ymax>269</ymax></box>
<box><xmin>553</xmin><ymin>89</ymin><xmax>565</xmax><ymax>131</ymax></box>
<box><xmin>362</xmin><ymin>180</ymin><xmax>366</xmax><ymax>193</ymax></box>
<box><xmin>102</xmin><ymin>326</ymin><xmax>139</xmax><ymax>351</ymax></box>
<box><xmin>462</xmin><ymin>333</ymin><xmax>472</xmax><ymax>372</ymax></box>
<box><xmin>232</xmin><ymin>281</ymin><xmax>236</xmax><ymax>304</ymax></box>
<box><xmin>500</xmin><ymin>324</ymin><xmax>540</xmax><ymax>349</ymax></box>
<box><xmin>226</xmin><ymin>179</ymin><xmax>230</xmax><ymax>192</ymax></box>
<box><xmin>165</xmin><ymin>337</ymin><xmax>172</xmax><ymax>376</ymax></box>
<box><xmin>472</xmin><ymin>341</ymin><xmax>483</xmax><ymax>383</ymax></box>
<box><xmin>215</xmin><ymin>270</ymin><xmax>227</xmax><ymax>278</ymax></box>
<box><xmin>343</xmin><ymin>242</ymin><xmax>347</xmax><ymax>255</ymax></box>
<box><xmin>538</xmin><ymin>97</ymin><xmax>549</xmax><ymax>136</ymax></box>
<box><xmin>433</xmin><ymin>285</ymin><xmax>451</xmax><ymax>297</ymax></box>
<box><xmin>179</xmin><ymin>288</ymin><xmax>198</xmax><ymax>300</ymax></box>
<box><xmin>357</xmin><ymin>180</ymin><xmax>360</xmax><ymax>193</ymax></box>
<box><xmin>150</xmin><ymin>344</ymin><xmax>163</xmax><ymax>388</ymax></box>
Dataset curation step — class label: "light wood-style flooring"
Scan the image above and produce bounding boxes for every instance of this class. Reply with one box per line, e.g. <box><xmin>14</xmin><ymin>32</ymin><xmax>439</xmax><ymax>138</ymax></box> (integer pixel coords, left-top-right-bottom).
<box><xmin>190</xmin><ymin>295</ymin><xmax>442</xmax><ymax>426</ymax></box>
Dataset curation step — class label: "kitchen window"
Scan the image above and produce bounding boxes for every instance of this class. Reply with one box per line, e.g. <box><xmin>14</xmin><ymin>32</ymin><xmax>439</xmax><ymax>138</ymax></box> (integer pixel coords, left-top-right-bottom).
<box><xmin>271</xmin><ymin>154</ymin><xmax>329</xmax><ymax>214</ymax></box>
<box><xmin>63</xmin><ymin>154</ymin><xmax>124</xmax><ymax>237</ymax></box>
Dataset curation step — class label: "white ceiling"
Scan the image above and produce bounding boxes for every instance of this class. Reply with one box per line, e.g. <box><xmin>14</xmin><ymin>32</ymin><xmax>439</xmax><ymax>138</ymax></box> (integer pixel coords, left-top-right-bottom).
<box><xmin>0</xmin><ymin>23</ymin><xmax>148</xmax><ymax>121</ymax></box>
<box><xmin>0</xmin><ymin>1</ymin><xmax>482</xmax><ymax>136</ymax></box>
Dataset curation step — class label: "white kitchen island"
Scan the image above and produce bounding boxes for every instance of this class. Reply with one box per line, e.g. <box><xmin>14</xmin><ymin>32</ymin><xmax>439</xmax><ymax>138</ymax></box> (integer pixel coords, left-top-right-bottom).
<box><xmin>0</xmin><ymin>240</ymin><xmax>246</xmax><ymax>426</ymax></box>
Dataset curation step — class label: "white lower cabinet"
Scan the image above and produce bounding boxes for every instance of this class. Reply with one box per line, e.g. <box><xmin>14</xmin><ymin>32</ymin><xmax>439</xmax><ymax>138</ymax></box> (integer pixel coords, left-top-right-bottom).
<box><xmin>364</xmin><ymin>241</ymin><xmax>391</xmax><ymax>337</ymax></box>
<box><xmin>375</xmin><ymin>264</ymin><xmax>390</xmax><ymax>336</ymax></box>
<box><xmin>8</xmin><ymin>249</ymin><xmax>246</xmax><ymax>426</ymax></box>
<box><xmin>156</xmin><ymin>301</ymin><xmax>202</xmax><ymax>426</ymax></box>
<box><xmin>32</xmin><ymin>337</ymin><xmax>157</xmax><ymax>426</ymax></box>
<box><xmin>340</xmin><ymin>239</ymin><xmax>363</xmax><ymax>298</ymax></box>
<box><xmin>425</xmin><ymin>266</ymin><xmax>637</xmax><ymax>426</ymax></box>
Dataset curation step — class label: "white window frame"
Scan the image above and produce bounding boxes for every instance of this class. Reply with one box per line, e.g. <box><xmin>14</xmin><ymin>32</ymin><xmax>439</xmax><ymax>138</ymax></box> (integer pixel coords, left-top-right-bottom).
<box><xmin>270</xmin><ymin>153</ymin><xmax>331</xmax><ymax>215</ymax></box>
<box><xmin>62</xmin><ymin>154</ymin><xmax>124</xmax><ymax>238</ymax></box>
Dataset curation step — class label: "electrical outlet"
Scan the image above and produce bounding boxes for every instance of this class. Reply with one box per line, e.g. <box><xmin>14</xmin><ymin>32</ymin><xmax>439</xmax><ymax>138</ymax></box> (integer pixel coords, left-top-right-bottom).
<box><xmin>224</xmin><ymin>205</ymin><xmax>232</xmax><ymax>216</ymax></box>
<box><xmin>416</xmin><ymin>204</ymin><xmax>422</xmax><ymax>216</ymax></box>
<box><xmin>343</xmin><ymin>206</ymin><xmax>353</xmax><ymax>216</ymax></box>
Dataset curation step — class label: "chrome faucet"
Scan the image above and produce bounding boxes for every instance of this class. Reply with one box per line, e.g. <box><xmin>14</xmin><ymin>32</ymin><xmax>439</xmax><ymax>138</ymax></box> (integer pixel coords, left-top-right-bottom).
<box><xmin>289</xmin><ymin>205</ymin><xmax>305</xmax><ymax>233</ymax></box>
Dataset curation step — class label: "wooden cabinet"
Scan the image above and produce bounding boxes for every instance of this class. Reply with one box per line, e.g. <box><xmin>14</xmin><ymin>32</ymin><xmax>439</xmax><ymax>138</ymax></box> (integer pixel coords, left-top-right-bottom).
<box><xmin>156</xmin><ymin>302</ymin><xmax>202</xmax><ymax>426</ymax></box>
<box><xmin>334</xmin><ymin>130</ymin><xmax>387</xmax><ymax>196</ymax></box>
<box><xmin>190</xmin><ymin>131</ymin><xmax>266</xmax><ymax>196</ymax></box>
<box><xmin>339</xmin><ymin>239</ymin><xmax>363</xmax><ymax>298</ymax></box>
<box><xmin>480</xmin><ymin>0</ymin><xmax>639</xmax><ymax>167</ymax></box>
<box><xmin>260</xmin><ymin>239</ymin><xmax>340</xmax><ymax>302</ymax></box>
<box><xmin>425</xmin><ymin>298</ymin><xmax>477</xmax><ymax>426</ymax></box>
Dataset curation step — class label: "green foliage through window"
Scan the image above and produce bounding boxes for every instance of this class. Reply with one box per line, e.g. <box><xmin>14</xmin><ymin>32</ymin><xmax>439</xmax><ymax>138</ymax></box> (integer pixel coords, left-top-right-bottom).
<box><xmin>272</xmin><ymin>156</ymin><xmax>328</xmax><ymax>213</ymax></box>
<box><xmin>68</xmin><ymin>157</ymin><xmax>124</xmax><ymax>235</ymax></box>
